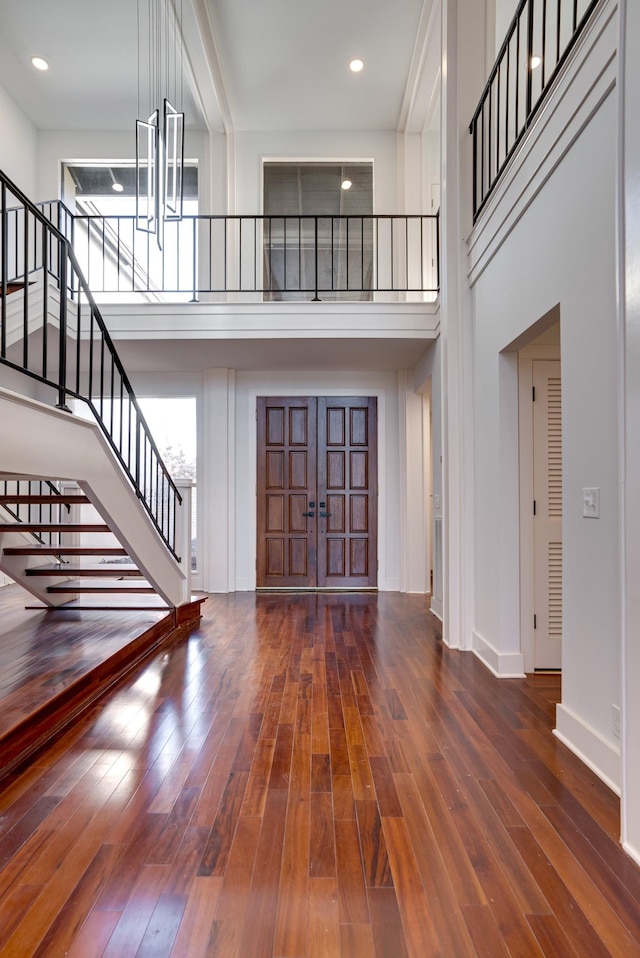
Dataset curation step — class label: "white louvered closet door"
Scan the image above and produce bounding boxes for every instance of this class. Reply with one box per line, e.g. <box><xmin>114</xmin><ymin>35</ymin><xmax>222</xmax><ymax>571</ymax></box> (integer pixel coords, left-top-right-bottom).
<box><xmin>533</xmin><ymin>360</ymin><xmax>563</xmax><ymax>670</ymax></box>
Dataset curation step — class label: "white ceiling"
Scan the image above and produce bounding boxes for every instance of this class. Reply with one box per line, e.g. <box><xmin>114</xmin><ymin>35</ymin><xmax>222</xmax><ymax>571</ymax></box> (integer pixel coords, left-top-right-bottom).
<box><xmin>0</xmin><ymin>0</ymin><xmax>435</xmax><ymax>134</ymax></box>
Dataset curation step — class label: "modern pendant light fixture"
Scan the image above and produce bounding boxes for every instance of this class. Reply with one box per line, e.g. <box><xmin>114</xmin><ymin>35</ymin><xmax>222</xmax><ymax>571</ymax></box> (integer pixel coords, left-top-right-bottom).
<box><xmin>135</xmin><ymin>0</ymin><xmax>185</xmax><ymax>247</ymax></box>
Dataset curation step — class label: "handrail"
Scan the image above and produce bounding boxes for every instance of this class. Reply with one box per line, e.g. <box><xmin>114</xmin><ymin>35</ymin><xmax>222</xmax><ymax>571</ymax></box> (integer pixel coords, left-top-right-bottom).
<box><xmin>66</xmin><ymin>210</ymin><xmax>439</xmax><ymax>301</ymax></box>
<box><xmin>0</xmin><ymin>169</ymin><xmax>182</xmax><ymax>558</ymax></box>
<box><xmin>469</xmin><ymin>0</ymin><xmax>600</xmax><ymax>221</ymax></box>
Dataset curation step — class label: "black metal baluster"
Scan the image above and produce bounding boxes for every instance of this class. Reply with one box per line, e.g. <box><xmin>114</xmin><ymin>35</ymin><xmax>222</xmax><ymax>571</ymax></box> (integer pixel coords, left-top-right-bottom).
<box><xmin>42</xmin><ymin>212</ymin><xmax>48</xmax><ymax>379</ymax></box>
<box><xmin>516</xmin><ymin>14</ymin><xmax>521</xmax><ymax>137</ymax></box>
<box><xmin>405</xmin><ymin>217</ymin><xmax>409</xmax><ymax>292</ymax></box>
<box><xmin>88</xmin><ymin>309</ymin><xmax>94</xmax><ymax>402</ymax></box>
<box><xmin>541</xmin><ymin>0</ymin><xmax>548</xmax><ymax>86</ymax></box>
<box><xmin>481</xmin><ymin>104</ymin><xmax>486</xmax><ymax>206</ymax></box>
<box><xmin>346</xmin><ymin>218</ymin><xmax>350</xmax><ymax>292</ymax></box>
<box><xmin>526</xmin><ymin>0</ymin><xmax>534</xmax><ymax>120</ymax></box>
<box><xmin>298</xmin><ymin>217</ymin><xmax>302</xmax><ymax>295</ymax></box>
<box><xmin>489</xmin><ymin>79</ymin><xmax>494</xmax><ymax>190</ymax></box>
<box><xmin>496</xmin><ymin>62</ymin><xmax>501</xmax><ymax>175</ymax></box>
<box><xmin>436</xmin><ymin>209</ymin><xmax>440</xmax><ymax>291</ymax></box>
<box><xmin>1</xmin><ymin>183</ymin><xmax>7</xmax><ymax>357</ymax></box>
<box><xmin>23</xmin><ymin>209</ymin><xmax>29</xmax><ymax>369</ymax></box>
<box><xmin>331</xmin><ymin>218</ymin><xmax>335</xmax><ymax>291</ymax></box>
<box><xmin>75</xmin><ymin>290</ymin><xmax>82</xmax><ymax>395</ymax></box>
<box><xmin>312</xmin><ymin>217</ymin><xmax>320</xmax><ymax>301</ymax></box>
<box><xmin>506</xmin><ymin>40</ymin><xmax>511</xmax><ymax>156</ymax></box>
<box><xmin>57</xmin><ymin>248</ymin><xmax>68</xmax><ymax>408</ymax></box>
<box><xmin>284</xmin><ymin>217</ymin><xmax>288</xmax><ymax>293</ymax></box>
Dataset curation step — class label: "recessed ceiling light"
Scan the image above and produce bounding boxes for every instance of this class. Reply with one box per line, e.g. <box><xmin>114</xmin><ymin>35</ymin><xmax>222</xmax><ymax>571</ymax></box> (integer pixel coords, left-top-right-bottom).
<box><xmin>349</xmin><ymin>58</ymin><xmax>364</xmax><ymax>73</ymax></box>
<box><xmin>31</xmin><ymin>56</ymin><xmax>49</xmax><ymax>71</ymax></box>
<box><xmin>530</xmin><ymin>55</ymin><xmax>542</xmax><ymax>69</ymax></box>
<box><xmin>112</xmin><ymin>182</ymin><xmax>124</xmax><ymax>192</ymax></box>
<box><xmin>341</xmin><ymin>179</ymin><xmax>352</xmax><ymax>190</ymax></box>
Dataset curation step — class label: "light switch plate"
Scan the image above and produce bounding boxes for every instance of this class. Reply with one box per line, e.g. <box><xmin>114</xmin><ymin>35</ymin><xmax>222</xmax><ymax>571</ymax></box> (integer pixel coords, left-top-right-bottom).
<box><xmin>583</xmin><ymin>487</ymin><xmax>600</xmax><ymax>518</ymax></box>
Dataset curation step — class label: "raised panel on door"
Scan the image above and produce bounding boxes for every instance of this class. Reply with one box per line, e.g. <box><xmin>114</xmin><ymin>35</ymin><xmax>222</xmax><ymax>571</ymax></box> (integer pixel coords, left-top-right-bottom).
<box><xmin>257</xmin><ymin>397</ymin><xmax>317</xmax><ymax>587</ymax></box>
<box><xmin>317</xmin><ymin>397</ymin><xmax>377</xmax><ymax>588</ymax></box>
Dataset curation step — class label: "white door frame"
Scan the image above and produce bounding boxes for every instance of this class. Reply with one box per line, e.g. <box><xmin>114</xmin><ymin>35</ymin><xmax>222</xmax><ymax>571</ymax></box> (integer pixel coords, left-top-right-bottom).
<box><xmin>518</xmin><ymin>344</ymin><xmax>561</xmax><ymax>672</ymax></box>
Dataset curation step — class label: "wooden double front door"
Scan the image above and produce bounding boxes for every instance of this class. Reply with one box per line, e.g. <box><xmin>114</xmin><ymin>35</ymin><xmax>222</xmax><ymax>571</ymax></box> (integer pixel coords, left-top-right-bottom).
<box><xmin>257</xmin><ymin>396</ymin><xmax>377</xmax><ymax>589</ymax></box>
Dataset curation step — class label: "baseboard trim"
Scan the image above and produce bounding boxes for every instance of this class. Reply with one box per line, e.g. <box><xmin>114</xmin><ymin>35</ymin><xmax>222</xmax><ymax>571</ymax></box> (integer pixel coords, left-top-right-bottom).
<box><xmin>622</xmin><ymin>840</ymin><xmax>640</xmax><ymax>869</ymax></box>
<box><xmin>554</xmin><ymin>702</ymin><xmax>620</xmax><ymax>795</ymax></box>
<box><xmin>472</xmin><ymin>630</ymin><xmax>526</xmax><ymax>678</ymax></box>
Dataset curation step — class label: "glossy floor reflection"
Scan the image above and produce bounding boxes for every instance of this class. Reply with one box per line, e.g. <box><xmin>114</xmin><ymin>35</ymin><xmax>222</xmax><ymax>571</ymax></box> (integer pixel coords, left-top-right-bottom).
<box><xmin>0</xmin><ymin>590</ymin><xmax>638</xmax><ymax>957</ymax></box>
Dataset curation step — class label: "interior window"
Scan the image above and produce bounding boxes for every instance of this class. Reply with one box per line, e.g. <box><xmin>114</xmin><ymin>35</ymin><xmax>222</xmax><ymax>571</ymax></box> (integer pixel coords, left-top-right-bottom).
<box><xmin>262</xmin><ymin>162</ymin><xmax>373</xmax><ymax>302</ymax></box>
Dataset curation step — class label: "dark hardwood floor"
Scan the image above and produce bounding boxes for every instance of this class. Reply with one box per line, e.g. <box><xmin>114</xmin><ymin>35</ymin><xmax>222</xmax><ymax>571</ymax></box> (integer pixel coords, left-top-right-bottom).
<box><xmin>0</xmin><ymin>589</ymin><xmax>638</xmax><ymax>956</ymax></box>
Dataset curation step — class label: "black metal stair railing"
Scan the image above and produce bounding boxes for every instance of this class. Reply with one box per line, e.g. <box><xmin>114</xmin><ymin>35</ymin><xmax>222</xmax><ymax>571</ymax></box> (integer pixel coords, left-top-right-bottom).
<box><xmin>469</xmin><ymin>0</ymin><xmax>599</xmax><ymax>221</ymax></box>
<box><xmin>66</xmin><ymin>211</ymin><xmax>439</xmax><ymax>301</ymax></box>
<box><xmin>0</xmin><ymin>170</ymin><xmax>182</xmax><ymax>559</ymax></box>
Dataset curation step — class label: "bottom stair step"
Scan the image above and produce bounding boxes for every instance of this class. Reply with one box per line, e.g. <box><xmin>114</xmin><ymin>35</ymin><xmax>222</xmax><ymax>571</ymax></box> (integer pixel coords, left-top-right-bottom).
<box><xmin>47</xmin><ymin>580</ymin><xmax>155</xmax><ymax>594</ymax></box>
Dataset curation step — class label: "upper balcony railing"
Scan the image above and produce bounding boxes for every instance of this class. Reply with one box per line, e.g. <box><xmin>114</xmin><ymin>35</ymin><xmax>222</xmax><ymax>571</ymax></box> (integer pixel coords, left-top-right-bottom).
<box><xmin>55</xmin><ymin>210</ymin><xmax>439</xmax><ymax>304</ymax></box>
<box><xmin>470</xmin><ymin>0</ymin><xmax>599</xmax><ymax>221</ymax></box>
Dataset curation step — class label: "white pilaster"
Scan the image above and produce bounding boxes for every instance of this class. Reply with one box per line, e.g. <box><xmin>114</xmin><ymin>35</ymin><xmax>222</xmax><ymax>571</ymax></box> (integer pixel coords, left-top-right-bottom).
<box><xmin>619</xmin><ymin>0</ymin><xmax>640</xmax><ymax>865</ymax></box>
<box><xmin>439</xmin><ymin>0</ymin><xmax>486</xmax><ymax>648</ymax></box>
<box><xmin>202</xmin><ymin>368</ymin><xmax>235</xmax><ymax>592</ymax></box>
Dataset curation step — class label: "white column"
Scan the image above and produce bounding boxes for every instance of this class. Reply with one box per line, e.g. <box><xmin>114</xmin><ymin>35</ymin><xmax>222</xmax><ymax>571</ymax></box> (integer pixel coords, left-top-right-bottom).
<box><xmin>439</xmin><ymin>0</ymin><xmax>487</xmax><ymax>648</ymax></box>
<box><xmin>619</xmin><ymin>0</ymin><xmax>640</xmax><ymax>865</ymax></box>
<box><xmin>400</xmin><ymin>370</ymin><xmax>430</xmax><ymax>594</ymax></box>
<box><xmin>174</xmin><ymin>478</ymin><xmax>194</xmax><ymax>600</ymax></box>
<box><xmin>202</xmin><ymin>368</ymin><xmax>235</xmax><ymax>593</ymax></box>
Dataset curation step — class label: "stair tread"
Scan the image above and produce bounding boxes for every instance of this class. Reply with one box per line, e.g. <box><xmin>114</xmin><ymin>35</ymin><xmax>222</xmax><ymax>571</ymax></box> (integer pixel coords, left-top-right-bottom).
<box><xmin>26</xmin><ymin>566</ymin><xmax>143</xmax><ymax>577</ymax></box>
<box><xmin>26</xmin><ymin>603</ymin><xmax>171</xmax><ymax>611</ymax></box>
<box><xmin>0</xmin><ymin>523</ymin><xmax>110</xmax><ymax>532</ymax></box>
<box><xmin>0</xmin><ymin>495</ymin><xmax>90</xmax><ymax>504</ymax></box>
<box><xmin>3</xmin><ymin>546</ymin><xmax>127</xmax><ymax>556</ymax></box>
<box><xmin>47</xmin><ymin>582</ymin><xmax>155</xmax><ymax>594</ymax></box>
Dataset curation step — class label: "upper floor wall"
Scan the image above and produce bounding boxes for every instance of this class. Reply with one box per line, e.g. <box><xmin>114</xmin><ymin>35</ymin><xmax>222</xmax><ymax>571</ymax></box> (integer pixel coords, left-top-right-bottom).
<box><xmin>0</xmin><ymin>83</ymin><xmax>36</xmax><ymax>196</ymax></box>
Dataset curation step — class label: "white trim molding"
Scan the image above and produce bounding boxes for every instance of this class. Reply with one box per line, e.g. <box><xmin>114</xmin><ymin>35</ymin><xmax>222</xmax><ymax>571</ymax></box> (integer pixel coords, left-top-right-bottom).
<box><xmin>555</xmin><ymin>702</ymin><xmax>621</xmax><ymax>794</ymax></box>
<box><xmin>472</xmin><ymin>630</ymin><xmax>526</xmax><ymax>678</ymax></box>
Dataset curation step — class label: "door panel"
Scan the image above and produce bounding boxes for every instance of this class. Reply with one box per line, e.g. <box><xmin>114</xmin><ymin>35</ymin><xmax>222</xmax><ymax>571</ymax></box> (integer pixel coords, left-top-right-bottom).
<box><xmin>317</xmin><ymin>397</ymin><xmax>377</xmax><ymax>588</ymax></box>
<box><xmin>257</xmin><ymin>397</ymin><xmax>317</xmax><ymax>587</ymax></box>
<box><xmin>257</xmin><ymin>396</ymin><xmax>377</xmax><ymax>589</ymax></box>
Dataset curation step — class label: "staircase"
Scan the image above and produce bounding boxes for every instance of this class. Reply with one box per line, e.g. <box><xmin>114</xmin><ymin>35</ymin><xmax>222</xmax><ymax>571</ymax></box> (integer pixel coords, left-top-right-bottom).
<box><xmin>0</xmin><ymin>480</ymin><xmax>167</xmax><ymax>608</ymax></box>
<box><xmin>0</xmin><ymin>168</ymin><xmax>197</xmax><ymax>615</ymax></box>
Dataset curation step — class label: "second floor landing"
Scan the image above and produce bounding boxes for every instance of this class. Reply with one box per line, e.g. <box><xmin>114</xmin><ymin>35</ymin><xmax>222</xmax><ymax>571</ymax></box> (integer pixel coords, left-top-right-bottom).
<box><xmin>100</xmin><ymin>299</ymin><xmax>440</xmax><ymax>373</ymax></box>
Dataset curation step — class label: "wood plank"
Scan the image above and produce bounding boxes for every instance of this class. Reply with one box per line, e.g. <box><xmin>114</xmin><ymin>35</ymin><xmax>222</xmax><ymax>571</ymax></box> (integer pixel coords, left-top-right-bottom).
<box><xmin>0</xmin><ymin>591</ymin><xmax>636</xmax><ymax>957</ymax></box>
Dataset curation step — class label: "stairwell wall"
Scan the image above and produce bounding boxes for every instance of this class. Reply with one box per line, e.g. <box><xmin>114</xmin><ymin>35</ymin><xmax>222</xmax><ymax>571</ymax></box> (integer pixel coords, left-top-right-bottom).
<box><xmin>467</xmin><ymin>31</ymin><xmax>620</xmax><ymax>789</ymax></box>
<box><xmin>0</xmin><ymin>81</ymin><xmax>37</xmax><ymax>196</ymax></box>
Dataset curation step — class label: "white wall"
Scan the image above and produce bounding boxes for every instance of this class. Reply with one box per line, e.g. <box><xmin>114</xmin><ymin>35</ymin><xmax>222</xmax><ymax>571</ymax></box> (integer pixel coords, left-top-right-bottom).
<box><xmin>36</xmin><ymin>129</ymin><xmax>213</xmax><ymax>207</ymax></box>
<box><xmin>0</xmin><ymin>82</ymin><xmax>37</xmax><ymax>196</ymax></box>
<box><xmin>620</xmin><ymin>0</ymin><xmax>640</xmax><ymax>863</ymax></box>
<box><xmin>494</xmin><ymin>0</ymin><xmax>519</xmax><ymax>53</ymax></box>
<box><xmin>234</xmin><ymin>131</ymin><xmax>398</xmax><ymax>214</ymax></box>
<box><xmin>471</xmin><ymin>90</ymin><xmax>620</xmax><ymax>783</ymax></box>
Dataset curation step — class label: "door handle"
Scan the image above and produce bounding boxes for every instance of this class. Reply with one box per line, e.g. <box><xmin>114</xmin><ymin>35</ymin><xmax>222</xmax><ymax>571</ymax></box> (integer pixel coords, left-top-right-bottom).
<box><xmin>303</xmin><ymin>511</ymin><xmax>315</xmax><ymax>518</ymax></box>
<box><xmin>319</xmin><ymin>511</ymin><xmax>331</xmax><ymax>518</ymax></box>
